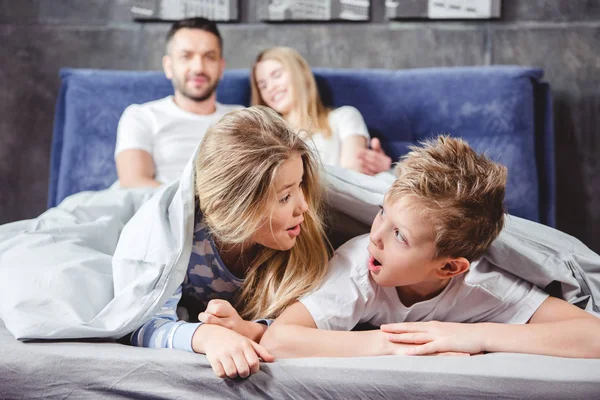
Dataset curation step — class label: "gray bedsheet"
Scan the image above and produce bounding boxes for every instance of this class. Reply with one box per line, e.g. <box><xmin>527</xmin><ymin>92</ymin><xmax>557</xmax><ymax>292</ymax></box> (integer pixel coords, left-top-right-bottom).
<box><xmin>1</xmin><ymin>321</ymin><xmax>599</xmax><ymax>399</ymax></box>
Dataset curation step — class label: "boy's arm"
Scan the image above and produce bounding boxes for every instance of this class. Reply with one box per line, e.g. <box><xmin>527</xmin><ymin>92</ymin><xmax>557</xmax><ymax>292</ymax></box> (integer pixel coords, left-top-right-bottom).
<box><xmin>260</xmin><ymin>301</ymin><xmax>405</xmax><ymax>358</ymax></box>
<box><xmin>382</xmin><ymin>297</ymin><xmax>600</xmax><ymax>358</ymax></box>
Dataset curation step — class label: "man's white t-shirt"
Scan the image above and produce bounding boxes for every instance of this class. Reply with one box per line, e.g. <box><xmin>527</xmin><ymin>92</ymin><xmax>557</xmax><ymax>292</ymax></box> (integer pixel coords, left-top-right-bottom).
<box><xmin>306</xmin><ymin>106</ymin><xmax>370</xmax><ymax>167</ymax></box>
<box><xmin>114</xmin><ymin>96</ymin><xmax>242</xmax><ymax>184</ymax></box>
<box><xmin>301</xmin><ymin>235</ymin><xmax>549</xmax><ymax>331</ymax></box>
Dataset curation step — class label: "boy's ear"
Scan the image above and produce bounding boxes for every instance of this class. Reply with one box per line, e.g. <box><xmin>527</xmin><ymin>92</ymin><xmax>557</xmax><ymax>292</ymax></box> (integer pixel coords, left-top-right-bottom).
<box><xmin>436</xmin><ymin>257</ymin><xmax>470</xmax><ymax>279</ymax></box>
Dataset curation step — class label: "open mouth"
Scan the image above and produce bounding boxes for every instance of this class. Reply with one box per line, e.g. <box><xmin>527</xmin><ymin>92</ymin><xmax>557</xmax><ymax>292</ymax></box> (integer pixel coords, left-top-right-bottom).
<box><xmin>368</xmin><ymin>256</ymin><xmax>382</xmax><ymax>272</ymax></box>
<box><xmin>286</xmin><ymin>224</ymin><xmax>301</xmax><ymax>237</ymax></box>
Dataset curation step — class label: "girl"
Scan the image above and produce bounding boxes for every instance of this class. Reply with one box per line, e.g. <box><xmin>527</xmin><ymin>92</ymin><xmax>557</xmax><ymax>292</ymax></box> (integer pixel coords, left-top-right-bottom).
<box><xmin>131</xmin><ymin>106</ymin><xmax>331</xmax><ymax>379</ymax></box>
<box><xmin>250</xmin><ymin>47</ymin><xmax>392</xmax><ymax>176</ymax></box>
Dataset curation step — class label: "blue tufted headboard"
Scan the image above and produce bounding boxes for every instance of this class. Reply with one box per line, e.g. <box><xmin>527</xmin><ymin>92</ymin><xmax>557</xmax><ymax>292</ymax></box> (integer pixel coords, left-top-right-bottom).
<box><xmin>49</xmin><ymin>66</ymin><xmax>555</xmax><ymax>226</ymax></box>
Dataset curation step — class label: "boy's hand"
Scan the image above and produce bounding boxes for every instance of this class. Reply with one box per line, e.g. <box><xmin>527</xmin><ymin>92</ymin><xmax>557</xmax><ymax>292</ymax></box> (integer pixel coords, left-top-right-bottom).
<box><xmin>381</xmin><ymin>321</ymin><xmax>485</xmax><ymax>355</ymax></box>
<box><xmin>192</xmin><ymin>324</ymin><xmax>275</xmax><ymax>379</ymax></box>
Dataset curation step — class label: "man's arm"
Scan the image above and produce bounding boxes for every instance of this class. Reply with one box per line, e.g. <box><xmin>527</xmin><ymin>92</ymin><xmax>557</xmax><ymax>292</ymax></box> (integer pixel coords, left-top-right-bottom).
<box><xmin>115</xmin><ymin>104</ymin><xmax>162</xmax><ymax>188</ymax></box>
<box><xmin>383</xmin><ymin>297</ymin><xmax>600</xmax><ymax>358</ymax></box>
<box><xmin>116</xmin><ymin>149</ymin><xmax>162</xmax><ymax>188</ymax></box>
<box><xmin>260</xmin><ymin>301</ymin><xmax>401</xmax><ymax>358</ymax></box>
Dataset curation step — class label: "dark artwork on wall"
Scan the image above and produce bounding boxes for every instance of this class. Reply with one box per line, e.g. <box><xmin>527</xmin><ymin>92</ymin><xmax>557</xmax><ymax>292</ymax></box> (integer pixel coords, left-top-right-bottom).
<box><xmin>261</xmin><ymin>0</ymin><xmax>371</xmax><ymax>22</ymax></box>
<box><xmin>131</xmin><ymin>0</ymin><xmax>239</xmax><ymax>22</ymax></box>
<box><xmin>386</xmin><ymin>0</ymin><xmax>501</xmax><ymax>20</ymax></box>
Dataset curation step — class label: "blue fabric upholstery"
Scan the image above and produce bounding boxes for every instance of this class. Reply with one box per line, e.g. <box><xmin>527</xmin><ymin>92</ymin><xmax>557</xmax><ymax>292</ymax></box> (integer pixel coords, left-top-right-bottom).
<box><xmin>49</xmin><ymin>66</ymin><xmax>555</xmax><ymax>226</ymax></box>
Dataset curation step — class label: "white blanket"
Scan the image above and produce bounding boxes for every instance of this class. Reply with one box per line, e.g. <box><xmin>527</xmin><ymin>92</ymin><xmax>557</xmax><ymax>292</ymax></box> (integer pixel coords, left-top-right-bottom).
<box><xmin>0</xmin><ymin>152</ymin><xmax>598</xmax><ymax>340</ymax></box>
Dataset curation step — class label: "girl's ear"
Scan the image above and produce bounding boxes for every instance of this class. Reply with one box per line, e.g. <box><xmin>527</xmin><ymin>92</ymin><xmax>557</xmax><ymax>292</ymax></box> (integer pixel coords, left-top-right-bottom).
<box><xmin>435</xmin><ymin>257</ymin><xmax>470</xmax><ymax>279</ymax></box>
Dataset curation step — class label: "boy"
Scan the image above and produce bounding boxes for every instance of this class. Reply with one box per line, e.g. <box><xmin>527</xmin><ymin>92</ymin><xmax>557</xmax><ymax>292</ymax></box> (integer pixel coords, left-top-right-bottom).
<box><xmin>259</xmin><ymin>136</ymin><xmax>600</xmax><ymax>358</ymax></box>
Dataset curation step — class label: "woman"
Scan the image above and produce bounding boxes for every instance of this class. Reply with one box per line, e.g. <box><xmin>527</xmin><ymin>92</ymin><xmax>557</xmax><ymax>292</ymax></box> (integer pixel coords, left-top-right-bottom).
<box><xmin>250</xmin><ymin>47</ymin><xmax>392</xmax><ymax>176</ymax></box>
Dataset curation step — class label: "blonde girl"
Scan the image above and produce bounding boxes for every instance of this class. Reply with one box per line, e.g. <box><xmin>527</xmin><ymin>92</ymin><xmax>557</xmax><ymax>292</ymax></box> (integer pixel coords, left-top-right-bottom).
<box><xmin>131</xmin><ymin>106</ymin><xmax>330</xmax><ymax>379</ymax></box>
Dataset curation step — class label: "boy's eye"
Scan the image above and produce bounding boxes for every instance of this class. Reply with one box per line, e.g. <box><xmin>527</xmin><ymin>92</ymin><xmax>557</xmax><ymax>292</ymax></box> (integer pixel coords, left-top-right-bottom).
<box><xmin>394</xmin><ymin>229</ymin><xmax>406</xmax><ymax>243</ymax></box>
<box><xmin>379</xmin><ymin>205</ymin><xmax>385</xmax><ymax>217</ymax></box>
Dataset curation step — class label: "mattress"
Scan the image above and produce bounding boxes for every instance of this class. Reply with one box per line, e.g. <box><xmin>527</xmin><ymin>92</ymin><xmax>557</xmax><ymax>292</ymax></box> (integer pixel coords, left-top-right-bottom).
<box><xmin>1</xmin><ymin>320</ymin><xmax>598</xmax><ymax>399</ymax></box>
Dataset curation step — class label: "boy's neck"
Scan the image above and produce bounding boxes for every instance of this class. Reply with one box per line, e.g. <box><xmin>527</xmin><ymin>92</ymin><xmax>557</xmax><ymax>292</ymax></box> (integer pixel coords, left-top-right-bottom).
<box><xmin>396</xmin><ymin>278</ymin><xmax>451</xmax><ymax>308</ymax></box>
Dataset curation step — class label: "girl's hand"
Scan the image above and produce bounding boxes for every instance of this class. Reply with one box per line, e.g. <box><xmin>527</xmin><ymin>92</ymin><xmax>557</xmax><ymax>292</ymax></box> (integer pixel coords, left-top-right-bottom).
<box><xmin>192</xmin><ymin>324</ymin><xmax>275</xmax><ymax>379</ymax></box>
<box><xmin>381</xmin><ymin>321</ymin><xmax>485</xmax><ymax>355</ymax></box>
<box><xmin>198</xmin><ymin>299</ymin><xmax>245</xmax><ymax>333</ymax></box>
<box><xmin>198</xmin><ymin>299</ymin><xmax>267</xmax><ymax>342</ymax></box>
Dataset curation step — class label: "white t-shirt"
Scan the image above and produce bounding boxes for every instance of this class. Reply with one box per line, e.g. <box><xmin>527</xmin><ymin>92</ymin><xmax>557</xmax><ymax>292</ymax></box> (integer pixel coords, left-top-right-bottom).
<box><xmin>305</xmin><ymin>106</ymin><xmax>370</xmax><ymax>167</ymax></box>
<box><xmin>301</xmin><ymin>234</ymin><xmax>549</xmax><ymax>331</ymax></box>
<box><xmin>114</xmin><ymin>96</ymin><xmax>242</xmax><ymax>184</ymax></box>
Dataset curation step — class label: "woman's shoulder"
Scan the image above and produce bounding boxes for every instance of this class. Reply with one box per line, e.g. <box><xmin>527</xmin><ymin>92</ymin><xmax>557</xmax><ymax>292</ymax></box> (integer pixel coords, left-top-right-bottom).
<box><xmin>329</xmin><ymin>105</ymin><xmax>364</xmax><ymax>121</ymax></box>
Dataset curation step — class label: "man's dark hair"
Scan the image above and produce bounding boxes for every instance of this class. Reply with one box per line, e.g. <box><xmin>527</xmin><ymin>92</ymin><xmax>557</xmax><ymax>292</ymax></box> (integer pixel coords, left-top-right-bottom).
<box><xmin>165</xmin><ymin>17</ymin><xmax>222</xmax><ymax>54</ymax></box>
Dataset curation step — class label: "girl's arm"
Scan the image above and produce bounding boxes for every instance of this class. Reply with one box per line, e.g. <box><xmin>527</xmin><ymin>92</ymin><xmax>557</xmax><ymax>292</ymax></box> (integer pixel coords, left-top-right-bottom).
<box><xmin>131</xmin><ymin>286</ymin><xmax>201</xmax><ymax>351</ymax></box>
<box><xmin>131</xmin><ymin>286</ymin><xmax>274</xmax><ymax>379</ymax></box>
<box><xmin>198</xmin><ymin>299</ymin><xmax>268</xmax><ymax>342</ymax></box>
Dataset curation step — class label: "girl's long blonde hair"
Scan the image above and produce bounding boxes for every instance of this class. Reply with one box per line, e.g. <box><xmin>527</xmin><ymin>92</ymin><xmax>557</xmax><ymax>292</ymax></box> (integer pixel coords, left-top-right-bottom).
<box><xmin>194</xmin><ymin>106</ymin><xmax>331</xmax><ymax>319</ymax></box>
<box><xmin>250</xmin><ymin>46</ymin><xmax>332</xmax><ymax>139</ymax></box>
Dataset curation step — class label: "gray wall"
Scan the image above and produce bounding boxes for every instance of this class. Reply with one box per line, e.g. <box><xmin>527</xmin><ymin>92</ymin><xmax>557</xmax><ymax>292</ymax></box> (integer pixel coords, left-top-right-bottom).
<box><xmin>1</xmin><ymin>0</ymin><xmax>599</xmax><ymax>252</ymax></box>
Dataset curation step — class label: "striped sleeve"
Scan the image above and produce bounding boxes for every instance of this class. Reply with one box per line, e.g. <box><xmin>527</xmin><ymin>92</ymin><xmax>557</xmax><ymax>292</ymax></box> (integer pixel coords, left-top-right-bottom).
<box><xmin>130</xmin><ymin>285</ymin><xmax>202</xmax><ymax>352</ymax></box>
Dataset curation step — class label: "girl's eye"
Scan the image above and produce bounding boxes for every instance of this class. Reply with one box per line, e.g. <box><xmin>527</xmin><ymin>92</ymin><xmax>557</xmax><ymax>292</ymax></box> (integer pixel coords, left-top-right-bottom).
<box><xmin>379</xmin><ymin>205</ymin><xmax>385</xmax><ymax>217</ymax></box>
<box><xmin>273</xmin><ymin>69</ymin><xmax>282</xmax><ymax>78</ymax></box>
<box><xmin>280</xmin><ymin>194</ymin><xmax>291</xmax><ymax>204</ymax></box>
<box><xmin>394</xmin><ymin>229</ymin><xmax>406</xmax><ymax>243</ymax></box>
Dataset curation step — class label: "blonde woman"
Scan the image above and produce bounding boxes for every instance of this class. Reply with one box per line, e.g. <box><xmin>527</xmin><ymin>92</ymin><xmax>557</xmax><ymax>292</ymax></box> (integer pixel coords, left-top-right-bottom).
<box><xmin>251</xmin><ymin>46</ymin><xmax>392</xmax><ymax>176</ymax></box>
<box><xmin>131</xmin><ymin>106</ymin><xmax>330</xmax><ymax>379</ymax></box>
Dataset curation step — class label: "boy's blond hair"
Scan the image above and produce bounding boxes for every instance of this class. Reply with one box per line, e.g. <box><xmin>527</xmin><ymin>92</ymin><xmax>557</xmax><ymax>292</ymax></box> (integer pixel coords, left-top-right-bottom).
<box><xmin>388</xmin><ymin>135</ymin><xmax>507</xmax><ymax>262</ymax></box>
<box><xmin>195</xmin><ymin>106</ymin><xmax>330</xmax><ymax>320</ymax></box>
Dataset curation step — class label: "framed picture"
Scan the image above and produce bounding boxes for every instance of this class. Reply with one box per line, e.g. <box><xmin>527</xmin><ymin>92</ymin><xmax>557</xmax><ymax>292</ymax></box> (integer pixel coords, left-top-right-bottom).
<box><xmin>386</xmin><ymin>0</ymin><xmax>501</xmax><ymax>20</ymax></box>
<box><xmin>131</xmin><ymin>0</ymin><xmax>239</xmax><ymax>22</ymax></box>
<box><xmin>261</xmin><ymin>0</ymin><xmax>371</xmax><ymax>22</ymax></box>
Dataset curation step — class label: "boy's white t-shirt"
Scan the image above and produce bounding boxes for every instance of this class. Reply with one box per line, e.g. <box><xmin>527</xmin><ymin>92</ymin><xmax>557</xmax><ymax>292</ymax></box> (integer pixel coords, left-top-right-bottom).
<box><xmin>300</xmin><ymin>234</ymin><xmax>549</xmax><ymax>331</ymax></box>
<box><xmin>306</xmin><ymin>106</ymin><xmax>370</xmax><ymax>167</ymax></box>
<box><xmin>114</xmin><ymin>96</ymin><xmax>242</xmax><ymax>184</ymax></box>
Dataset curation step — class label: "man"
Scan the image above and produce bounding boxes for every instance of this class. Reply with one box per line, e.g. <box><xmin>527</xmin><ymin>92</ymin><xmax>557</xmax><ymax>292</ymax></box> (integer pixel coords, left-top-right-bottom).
<box><xmin>115</xmin><ymin>17</ymin><xmax>392</xmax><ymax>187</ymax></box>
<box><xmin>115</xmin><ymin>17</ymin><xmax>241</xmax><ymax>187</ymax></box>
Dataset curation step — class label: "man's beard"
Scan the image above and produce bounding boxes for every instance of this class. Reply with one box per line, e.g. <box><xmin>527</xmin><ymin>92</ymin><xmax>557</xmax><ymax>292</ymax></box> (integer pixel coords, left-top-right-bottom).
<box><xmin>174</xmin><ymin>75</ymin><xmax>219</xmax><ymax>102</ymax></box>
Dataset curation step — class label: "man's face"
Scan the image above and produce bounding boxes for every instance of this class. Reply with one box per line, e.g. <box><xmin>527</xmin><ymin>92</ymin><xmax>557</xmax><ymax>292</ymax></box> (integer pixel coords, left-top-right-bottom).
<box><xmin>163</xmin><ymin>28</ymin><xmax>224</xmax><ymax>102</ymax></box>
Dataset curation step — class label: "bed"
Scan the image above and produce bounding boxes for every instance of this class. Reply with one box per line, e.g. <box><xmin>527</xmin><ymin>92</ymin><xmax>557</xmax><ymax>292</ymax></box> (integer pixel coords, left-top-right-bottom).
<box><xmin>2</xmin><ymin>66</ymin><xmax>599</xmax><ymax>399</ymax></box>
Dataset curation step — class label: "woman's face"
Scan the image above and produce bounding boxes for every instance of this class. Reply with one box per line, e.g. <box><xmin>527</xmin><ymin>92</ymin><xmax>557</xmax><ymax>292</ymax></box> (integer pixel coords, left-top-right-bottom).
<box><xmin>255</xmin><ymin>59</ymin><xmax>295</xmax><ymax>116</ymax></box>
<box><xmin>251</xmin><ymin>153</ymin><xmax>309</xmax><ymax>251</ymax></box>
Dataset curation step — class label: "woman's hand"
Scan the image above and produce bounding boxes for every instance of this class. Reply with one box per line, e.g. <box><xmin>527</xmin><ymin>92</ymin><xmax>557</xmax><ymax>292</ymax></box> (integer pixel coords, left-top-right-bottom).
<box><xmin>198</xmin><ymin>299</ymin><xmax>267</xmax><ymax>342</ymax></box>
<box><xmin>192</xmin><ymin>324</ymin><xmax>275</xmax><ymax>379</ymax></box>
<box><xmin>381</xmin><ymin>321</ymin><xmax>485</xmax><ymax>355</ymax></box>
<box><xmin>357</xmin><ymin>138</ymin><xmax>392</xmax><ymax>175</ymax></box>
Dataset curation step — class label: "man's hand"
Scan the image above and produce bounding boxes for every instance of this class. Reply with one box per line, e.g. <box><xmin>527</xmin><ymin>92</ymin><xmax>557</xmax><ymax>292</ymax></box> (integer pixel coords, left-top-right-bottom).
<box><xmin>381</xmin><ymin>321</ymin><xmax>485</xmax><ymax>355</ymax></box>
<box><xmin>357</xmin><ymin>138</ymin><xmax>392</xmax><ymax>176</ymax></box>
<box><xmin>192</xmin><ymin>324</ymin><xmax>275</xmax><ymax>379</ymax></box>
